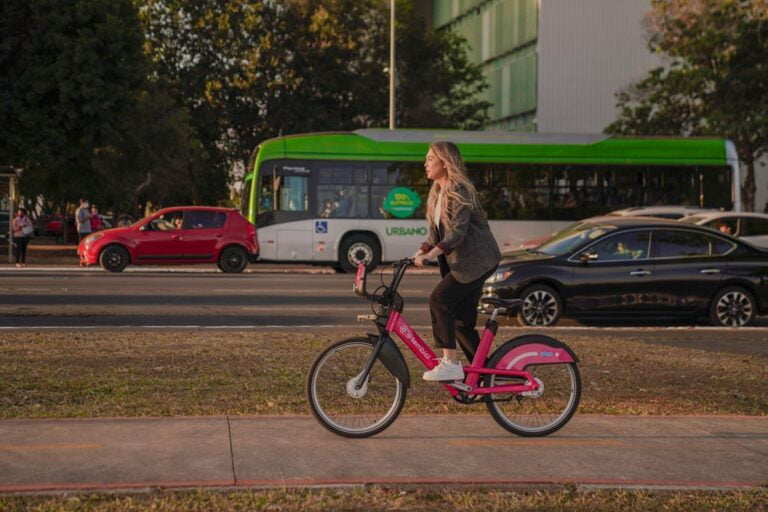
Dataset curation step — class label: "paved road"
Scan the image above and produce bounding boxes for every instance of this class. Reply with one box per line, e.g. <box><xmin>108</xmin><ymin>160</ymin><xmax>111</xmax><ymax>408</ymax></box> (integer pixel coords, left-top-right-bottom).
<box><xmin>0</xmin><ymin>269</ymin><xmax>435</xmax><ymax>326</ymax></box>
<box><xmin>1</xmin><ymin>415</ymin><xmax>766</xmax><ymax>492</ymax></box>
<box><xmin>2</xmin><ymin>268</ymin><xmax>768</xmax><ymax>355</ymax></box>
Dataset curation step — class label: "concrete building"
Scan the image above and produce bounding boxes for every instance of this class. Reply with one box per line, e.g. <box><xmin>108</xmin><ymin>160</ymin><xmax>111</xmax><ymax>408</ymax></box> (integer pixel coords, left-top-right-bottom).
<box><xmin>422</xmin><ymin>0</ymin><xmax>765</xmax><ymax>210</ymax></box>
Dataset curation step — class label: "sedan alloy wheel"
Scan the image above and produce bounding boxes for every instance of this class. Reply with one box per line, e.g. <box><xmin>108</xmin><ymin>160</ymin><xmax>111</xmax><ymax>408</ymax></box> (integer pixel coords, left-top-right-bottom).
<box><xmin>519</xmin><ymin>285</ymin><xmax>562</xmax><ymax>326</ymax></box>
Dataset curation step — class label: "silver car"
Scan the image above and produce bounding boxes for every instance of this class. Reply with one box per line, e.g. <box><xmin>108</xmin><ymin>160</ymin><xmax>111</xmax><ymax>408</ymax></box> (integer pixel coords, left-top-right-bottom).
<box><xmin>680</xmin><ymin>212</ymin><xmax>768</xmax><ymax>249</ymax></box>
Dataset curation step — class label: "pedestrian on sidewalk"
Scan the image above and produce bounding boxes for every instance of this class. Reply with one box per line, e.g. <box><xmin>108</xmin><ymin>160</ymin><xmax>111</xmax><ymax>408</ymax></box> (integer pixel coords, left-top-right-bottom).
<box><xmin>412</xmin><ymin>141</ymin><xmax>501</xmax><ymax>381</ymax></box>
<box><xmin>75</xmin><ymin>198</ymin><xmax>92</xmax><ymax>242</ymax></box>
<box><xmin>90</xmin><ymin>205</ymin><xmax>104</xmax><ymax>231</ymax></box>
<box><xmin>12</xmin><ymin>207</ymin><xmax>33</xmax><ymax>267</ymax></box>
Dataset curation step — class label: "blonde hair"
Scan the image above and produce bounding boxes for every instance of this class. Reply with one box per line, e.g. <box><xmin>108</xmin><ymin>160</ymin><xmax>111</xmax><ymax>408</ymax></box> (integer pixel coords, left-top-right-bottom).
<box><xmin>425</xmin><ymin>141</ymin><xmax>481</xmax><ymax>230</ymax></box>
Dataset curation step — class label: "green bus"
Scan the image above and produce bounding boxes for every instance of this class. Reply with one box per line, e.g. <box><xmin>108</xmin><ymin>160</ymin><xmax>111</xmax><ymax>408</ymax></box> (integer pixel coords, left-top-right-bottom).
<box><xmin>241</xmin><ymin>129</ymin><xmax>739</xmax><ymax>272</ymax></box>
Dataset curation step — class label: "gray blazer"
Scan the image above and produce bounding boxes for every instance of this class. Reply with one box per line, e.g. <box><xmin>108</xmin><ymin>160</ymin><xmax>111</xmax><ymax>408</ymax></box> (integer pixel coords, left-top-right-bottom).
<box><xmin>420</xmin><ymin>187</ymin><xmax>501</xmax><ymax>283</ymax></box>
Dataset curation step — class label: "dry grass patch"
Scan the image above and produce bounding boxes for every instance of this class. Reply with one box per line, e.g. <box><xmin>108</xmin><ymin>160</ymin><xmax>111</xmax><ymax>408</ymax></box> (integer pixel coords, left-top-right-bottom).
<box><xmin>0</xmin><ymin>487</ymin><xmax>766</xmax><ymax>512</ymax></box>
<box><xmin>0</xmin><ymin>329</ymin><xmax>766</xmax><ymax>418</ymax></box>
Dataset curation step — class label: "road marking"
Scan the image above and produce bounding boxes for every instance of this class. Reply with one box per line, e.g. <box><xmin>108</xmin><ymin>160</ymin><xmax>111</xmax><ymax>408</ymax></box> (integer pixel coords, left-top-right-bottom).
<box><xmin>0</xmin><ymin>443</ymin><xmax>101</xmax><ymax>451</ymax></box>
<box><xmin>448</xmin><ymin>439</ymin><xmax>623</xmax><ymax>447</ymax></box>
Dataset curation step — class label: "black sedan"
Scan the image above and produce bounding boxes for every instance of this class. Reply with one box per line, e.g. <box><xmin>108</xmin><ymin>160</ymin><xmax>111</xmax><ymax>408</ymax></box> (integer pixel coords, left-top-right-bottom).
<box><xmin>481</xmin><ymin>218</ymin><xmax>768</xmax><ymax>327</ymax></box>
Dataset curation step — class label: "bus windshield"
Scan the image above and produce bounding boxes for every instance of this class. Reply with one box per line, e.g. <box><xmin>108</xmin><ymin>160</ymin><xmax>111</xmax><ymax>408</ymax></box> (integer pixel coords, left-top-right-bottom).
<box><xmin>538</xmin><ymin>224</ymin><xmax>616</xmax><ymax>256</ymax></box>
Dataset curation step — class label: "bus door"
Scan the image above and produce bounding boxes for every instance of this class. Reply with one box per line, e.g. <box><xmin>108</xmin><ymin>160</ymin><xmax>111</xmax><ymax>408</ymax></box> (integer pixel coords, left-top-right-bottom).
<box><xmin>259</xmin><ymin>164</ymin><xmax>312</xmax><ymax>261</ymax></box>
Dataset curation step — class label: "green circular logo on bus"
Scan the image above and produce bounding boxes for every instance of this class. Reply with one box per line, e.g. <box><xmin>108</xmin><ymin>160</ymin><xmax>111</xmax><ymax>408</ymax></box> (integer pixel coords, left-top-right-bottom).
<box><xmin>383</xmin><ymin>187</ymin><xmax>422</xmax><ymax>218</ymax></box>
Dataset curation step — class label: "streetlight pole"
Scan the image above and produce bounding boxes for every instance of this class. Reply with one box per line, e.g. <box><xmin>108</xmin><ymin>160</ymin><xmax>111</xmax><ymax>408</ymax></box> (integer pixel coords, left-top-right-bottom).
<box><xmin>389</xmin><ymin>0</ymin><xmax>396</xmax><ymax>130</ymax></box>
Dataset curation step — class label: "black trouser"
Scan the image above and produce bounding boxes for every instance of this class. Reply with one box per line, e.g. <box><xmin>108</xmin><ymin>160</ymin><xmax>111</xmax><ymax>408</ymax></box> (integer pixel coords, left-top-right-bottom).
<box><xmin>12</xmin><ymin>236</ymin><xmax>29</xmax><ymax>263</ymax></box>
<box><xmin>429</xmin><ymin>267</ymin><xmax>496</xmax><ymax>359</ymax></box>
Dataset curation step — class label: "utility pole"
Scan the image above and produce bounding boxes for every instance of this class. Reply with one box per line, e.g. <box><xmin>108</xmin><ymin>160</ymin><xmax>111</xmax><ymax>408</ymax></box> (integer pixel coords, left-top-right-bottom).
<box><xmin>389</xmin><ymin>0</ymin><xmax>396</xmax><ymax>130</ymax></box>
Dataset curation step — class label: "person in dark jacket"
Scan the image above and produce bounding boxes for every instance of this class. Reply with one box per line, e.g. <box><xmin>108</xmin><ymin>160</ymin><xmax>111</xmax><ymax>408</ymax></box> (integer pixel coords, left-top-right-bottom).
<box><xmin>413</xmin><ymin>141</ymin><xmax>501</xmax><ymax>381</ymax></box>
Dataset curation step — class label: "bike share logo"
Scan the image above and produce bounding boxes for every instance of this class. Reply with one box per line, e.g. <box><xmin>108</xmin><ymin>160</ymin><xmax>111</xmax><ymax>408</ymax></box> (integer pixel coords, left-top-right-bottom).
<box><xmin>399</xmin><ymin>325</ymin><xmax>432</xmax><ymax>360</ymax></box>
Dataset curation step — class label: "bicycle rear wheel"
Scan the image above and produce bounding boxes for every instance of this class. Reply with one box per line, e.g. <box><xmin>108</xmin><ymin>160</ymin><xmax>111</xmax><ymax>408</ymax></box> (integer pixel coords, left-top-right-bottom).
<box><xmin>484</xmin><ymin>344</ymin><xmax>581</xmax><ymax>437</ymax></box>
<box><xmin>307</xmin><ymin>337</ymin><xmax>407</xmax><ymax>438</ymax></box>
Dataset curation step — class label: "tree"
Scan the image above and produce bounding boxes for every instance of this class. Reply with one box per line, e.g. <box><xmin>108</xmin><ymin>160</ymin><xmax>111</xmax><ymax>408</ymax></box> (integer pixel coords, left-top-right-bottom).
<box><xmin>139</xmin><ymin>0</ymin><xmax>490</xmax><ymax>198</ymax></box>
<box><xmin>606</xmin><ymin>0</ymin><xmax>768</xmax><ymax>210</ymax></box>
<box><xmin>0</xmin><ymin>0</ymin><xmax>147</xmax><ymax>214</ymax></box>
<box><xmin>92</xmin><ymin>80</ymin><xmax>206</xmax><ymax>215</ymax></box>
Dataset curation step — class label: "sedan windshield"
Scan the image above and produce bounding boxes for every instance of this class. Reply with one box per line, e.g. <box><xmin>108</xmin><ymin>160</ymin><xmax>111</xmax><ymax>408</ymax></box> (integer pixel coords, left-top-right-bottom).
<box><xmin>538</xmin><ymin>224</ymin><xmax>616</xmax><ymax>256</ymax></box>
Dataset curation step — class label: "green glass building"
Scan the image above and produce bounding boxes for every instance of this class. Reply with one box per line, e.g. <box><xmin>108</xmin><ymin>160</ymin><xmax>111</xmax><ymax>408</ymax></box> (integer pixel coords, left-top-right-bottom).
<box><xmin>430</xmin><ymin>0</ymin><xmax>539</xmax><ymax>131</ymax></box>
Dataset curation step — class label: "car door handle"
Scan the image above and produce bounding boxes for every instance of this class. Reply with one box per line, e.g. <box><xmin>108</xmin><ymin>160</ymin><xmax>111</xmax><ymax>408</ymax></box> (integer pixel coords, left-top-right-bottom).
<box><xmin>171</xmin><ymin>234</ymin><xmax>182</xmax><ymax>240</ymax></box>
<box><xmin>629</xmin><ymin>270</ymin><xmax>651</xmax><ymax>276</ymax></box>
<box><xmin>700</xmin><ymin>268</ymin><xmax>721</xmax><ymax>274</ymax></box>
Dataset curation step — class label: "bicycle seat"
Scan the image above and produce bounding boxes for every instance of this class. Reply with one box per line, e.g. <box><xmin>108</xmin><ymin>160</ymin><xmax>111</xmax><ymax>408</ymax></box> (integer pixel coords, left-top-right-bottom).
<box><xmin>480</xmin><ymin>297</ymin><xmax>523</xmax><ymax>312</ymax></box>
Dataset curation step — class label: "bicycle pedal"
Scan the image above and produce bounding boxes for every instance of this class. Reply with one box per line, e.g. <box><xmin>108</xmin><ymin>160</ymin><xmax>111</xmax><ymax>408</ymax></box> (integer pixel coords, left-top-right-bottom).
<box><xmin>446</xmin><ymin>381</ymin><xmax>472</xmax><ymax>392</ymax></box>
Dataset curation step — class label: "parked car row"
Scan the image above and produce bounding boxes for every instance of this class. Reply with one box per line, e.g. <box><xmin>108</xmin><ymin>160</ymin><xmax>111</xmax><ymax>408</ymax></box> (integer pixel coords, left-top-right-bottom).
<box><xmin>481</xmin><ymin>217</ymin><xmax>768</xmax><ymax>327</ymax></box>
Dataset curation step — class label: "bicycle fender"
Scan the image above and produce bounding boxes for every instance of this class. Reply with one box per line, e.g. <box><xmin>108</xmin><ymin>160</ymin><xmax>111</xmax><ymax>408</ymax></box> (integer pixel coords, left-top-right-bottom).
<box><xmin>491</xmin><ymin>334</ymin><xmax>578</xmax><ymax>371</ymax></box>
<box><xmin>368</xmin><ymin>333</ymin><xmax>410</xmax><ymax>388</ymax></box>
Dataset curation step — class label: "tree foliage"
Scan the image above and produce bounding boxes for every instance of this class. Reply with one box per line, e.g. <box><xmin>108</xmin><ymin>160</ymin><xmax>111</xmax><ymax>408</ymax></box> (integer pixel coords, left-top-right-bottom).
<box><xmin>606</xmin><ymin>0</ymin><xmax>768</xmax><ymax>210</ymax></box>
<box><xmin>2</xmin><ymin>0</ymin><xmax>488</xmax><ymax>212</ymax></box>
<box><xmin>0</xmin><ymin>0</ymin><xmax>147</xmax><ymax>214</ymax></box>
<box><xmin>140</xmin><ymin>0</ymin><xmax>490</xmax><ymax>194</ymax></box>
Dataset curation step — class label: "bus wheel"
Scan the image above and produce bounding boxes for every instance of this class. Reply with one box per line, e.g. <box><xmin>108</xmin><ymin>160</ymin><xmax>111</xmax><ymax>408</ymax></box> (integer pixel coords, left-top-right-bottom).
<box><xmin>339</xmin><ymin>234</ymin><xmax>381</xmax><ymax>273</ymax></box>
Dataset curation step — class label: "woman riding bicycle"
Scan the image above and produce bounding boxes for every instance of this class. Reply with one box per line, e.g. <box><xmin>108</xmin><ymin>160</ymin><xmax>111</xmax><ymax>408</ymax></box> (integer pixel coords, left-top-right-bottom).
<box><xmin>413</xmin><ymin>141</ymin><xmax>501</xmax><ymax>381</ymax></box>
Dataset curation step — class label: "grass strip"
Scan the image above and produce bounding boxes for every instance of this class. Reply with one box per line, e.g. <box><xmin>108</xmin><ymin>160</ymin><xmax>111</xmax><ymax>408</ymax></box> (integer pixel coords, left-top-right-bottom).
<box><xmin>0</xmin><ymin>487</ymin><xmax>766</xmax><ymax>512</ymax></box>
<box><xmin>1</xmin><ymin>329</ymin><xmax>766</xmax><ymax>418</ymax></box>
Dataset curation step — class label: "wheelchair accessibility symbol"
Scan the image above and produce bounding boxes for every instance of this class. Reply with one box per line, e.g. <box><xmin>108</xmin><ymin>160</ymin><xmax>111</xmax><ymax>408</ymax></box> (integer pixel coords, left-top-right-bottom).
<box><xmin>315</xmin><ymin>221</ymin><xmax>328</xmax><ymax>234</ymax></box>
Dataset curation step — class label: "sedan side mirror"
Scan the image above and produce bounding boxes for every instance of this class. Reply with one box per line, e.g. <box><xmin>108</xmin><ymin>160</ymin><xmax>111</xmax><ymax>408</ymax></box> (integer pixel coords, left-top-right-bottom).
<box><xmin>580</xmin><ymin>251</ymin><xmax>599</xmax><ymax>262</ymax></box>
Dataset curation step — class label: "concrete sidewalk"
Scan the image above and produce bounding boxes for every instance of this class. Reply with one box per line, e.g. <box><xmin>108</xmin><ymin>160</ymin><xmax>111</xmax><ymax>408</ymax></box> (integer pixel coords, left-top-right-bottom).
<box><xmin>1</xmin><ymin>415</ymin><xmax>766</xmax><ymax>493</ymax></box>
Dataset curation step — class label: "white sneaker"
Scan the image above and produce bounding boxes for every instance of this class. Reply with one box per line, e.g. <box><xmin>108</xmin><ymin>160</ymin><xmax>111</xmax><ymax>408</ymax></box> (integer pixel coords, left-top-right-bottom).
<box><xmin>423</xmin><ymin>358</ymin><xmax>464</xmax><ymax>381</ymax></box>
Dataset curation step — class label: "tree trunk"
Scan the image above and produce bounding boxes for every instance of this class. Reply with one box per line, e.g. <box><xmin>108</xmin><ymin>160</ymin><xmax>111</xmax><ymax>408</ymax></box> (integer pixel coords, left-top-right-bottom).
<box><xmin>741</xmin><ymin>157</ymin><xmax>756</xmax><ymax>212</ymax></box>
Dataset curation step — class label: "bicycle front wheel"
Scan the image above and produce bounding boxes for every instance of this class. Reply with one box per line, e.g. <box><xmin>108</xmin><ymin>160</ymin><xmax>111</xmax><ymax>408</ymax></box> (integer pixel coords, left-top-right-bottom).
<box><xmin>307</xmin><ymin>337</ymin><xmax>407</xmax><ymax>438</ymax></box>
<box><xmin>484</xmin><ymin>344</ymin><xmax>581</xmax><ymax>437</ymax></box>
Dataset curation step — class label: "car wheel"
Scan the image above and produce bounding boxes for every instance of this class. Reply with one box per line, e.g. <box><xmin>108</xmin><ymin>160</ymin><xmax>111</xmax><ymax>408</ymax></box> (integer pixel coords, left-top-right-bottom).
<box><xmin>339</xmin><ymin>234</ymin><xmax>381</xmax><ymax>274</ymax></box>
<box><xmin>709</xmin><ymin>286</ymin><xmax>756</xmax><ymax>327</ymax></box>
<box><xmin>218</xmin><ymin>246</ymin><xmax>248</xmax><ymax>273</ymax></box>
<box><xmin>99</xmin><ymin>245</ymin><xmax>129</xmax><ymax>273</ymax></box>
<box><xmin>517</xmin><ymin>284</ymin><xmax>562</xmax><ymax>326</ymax></box>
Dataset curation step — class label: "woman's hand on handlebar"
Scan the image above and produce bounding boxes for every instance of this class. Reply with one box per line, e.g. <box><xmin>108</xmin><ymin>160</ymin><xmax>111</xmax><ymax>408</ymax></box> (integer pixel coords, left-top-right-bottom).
<box><xmin>412</xmin><ymin>252</ymin><xmax>431</xmax><ymax>268</ymax></box>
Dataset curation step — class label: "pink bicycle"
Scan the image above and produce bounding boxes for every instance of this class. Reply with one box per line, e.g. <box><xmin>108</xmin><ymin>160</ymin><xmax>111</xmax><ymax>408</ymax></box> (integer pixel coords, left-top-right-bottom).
<box><xmin>307</xmin><ymin>259</ymin><xmax>581</xmax><ymax>438</ymax></box>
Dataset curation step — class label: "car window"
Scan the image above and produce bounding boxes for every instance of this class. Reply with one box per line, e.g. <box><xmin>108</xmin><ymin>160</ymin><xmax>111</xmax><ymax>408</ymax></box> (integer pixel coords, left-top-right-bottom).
<box><xmin>148</xmin><ymin>212</ymin><xmax>183</xmax><ymax>231</ymax></box>
<box><xmin>710</xmin><ymin>237</ymin><xmax>736</xmax><ymax>255</ymax></box>
<box><xmin>652</xmin><ymin>230</ymin><xmax>719</xmax><ymax>258</ymax></box>
<box><xmin>704</xmin><ymin>218</ymin><xmax>738</xmax><ymax>237</ymax></box>
<box><xmin>742</xmin><ymin>217</ymin><xmax>768</xmax><ymax>236</ymax></box>
<box><xmin>585</xmin><ymin>231</ymin><xmax>650</xmax><ymax>261</ymax></box>
<box><xmin>538</xmin><ymin>225</ymin><xmax>615</xmax><ymax>256</ymax></box>
<box><xmin>183</xmin><ymin>211</ymin><xmax>227</xmax><ymax>230</ymax></box>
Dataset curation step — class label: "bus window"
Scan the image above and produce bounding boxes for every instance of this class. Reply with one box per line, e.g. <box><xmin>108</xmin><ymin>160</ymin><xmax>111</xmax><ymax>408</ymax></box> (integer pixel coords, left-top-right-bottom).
<box><xmin>260</xmin><ymin>173</ymin><xmax>308</xmax><ymax>212</ymax></box>
<box><xmin>487</xmin><ymin>164</ymin><xmax>551</xmax><ymax>220</ymax></box>
<box><xmin>551</xmin><ymin>166</ymin><xmax>603</xmax><ymax>220</ymax></box>
<box><xmin>279</xmin><ymin>176</ymin><xmax>308</xmax><ymax>211</ymax></box>
<box><xmin>316</xmin><ymin>163</ymin><xmax>369</xmax><ymax>218</ymax></box>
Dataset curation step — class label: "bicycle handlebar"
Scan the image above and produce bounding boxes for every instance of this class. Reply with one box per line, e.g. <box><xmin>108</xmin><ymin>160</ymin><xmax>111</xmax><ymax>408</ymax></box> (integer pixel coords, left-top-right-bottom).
<box><xmin>353</xmin><ymin>258</ymin><xmax>414</xmax><ymax>299</ymax></box>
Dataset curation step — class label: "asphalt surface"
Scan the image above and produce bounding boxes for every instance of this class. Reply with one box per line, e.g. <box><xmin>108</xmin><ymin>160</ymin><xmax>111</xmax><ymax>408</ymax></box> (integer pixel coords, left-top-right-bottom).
<box><xmin>2</xmin><ymin>266</ymin><xmax>768</xmax><ymax>356</ymax></box>
<box><xmin>1</xmin><ymin>415</ymin><xmax>766</xmax><ymax>493</ymax></box>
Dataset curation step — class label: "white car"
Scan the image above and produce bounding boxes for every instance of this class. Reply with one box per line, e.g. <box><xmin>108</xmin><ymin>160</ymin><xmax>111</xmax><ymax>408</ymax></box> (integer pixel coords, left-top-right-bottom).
<box><xmin>608</xmin><ymin>206</ymin><xmax>720</xmax><ymax>220</ymax></box>
<box><xmin>679</xmin><ymin>211</ymin><xmax>768</xmax><ymax>249</ymax></box>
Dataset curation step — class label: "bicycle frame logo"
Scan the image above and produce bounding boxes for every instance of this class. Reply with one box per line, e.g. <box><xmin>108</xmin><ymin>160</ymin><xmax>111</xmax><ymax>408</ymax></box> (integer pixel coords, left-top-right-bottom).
<box><xmin>389</xmin><ymin>311</ymin><xmax>437</xmax><ymax>368</ymax></box>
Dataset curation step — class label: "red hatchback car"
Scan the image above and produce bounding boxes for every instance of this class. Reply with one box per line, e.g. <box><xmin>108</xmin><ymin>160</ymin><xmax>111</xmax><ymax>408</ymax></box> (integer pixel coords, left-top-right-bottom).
<box><xmin>78</xmin><ymin>207</ymin><xmax>258</xmax><ymax>273</ymax></box>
